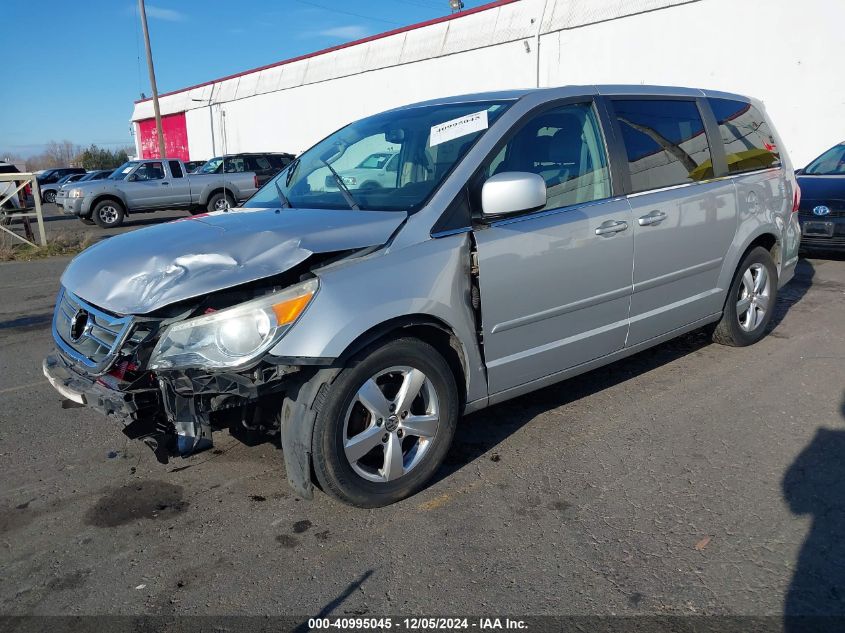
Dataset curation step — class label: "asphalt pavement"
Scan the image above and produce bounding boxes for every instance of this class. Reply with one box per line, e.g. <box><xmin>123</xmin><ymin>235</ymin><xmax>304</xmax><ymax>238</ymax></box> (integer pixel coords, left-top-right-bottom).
<box><xmin>0</xmin><ymin>243</ymin><xmax>843</xmax><ymax>623</ymax></box>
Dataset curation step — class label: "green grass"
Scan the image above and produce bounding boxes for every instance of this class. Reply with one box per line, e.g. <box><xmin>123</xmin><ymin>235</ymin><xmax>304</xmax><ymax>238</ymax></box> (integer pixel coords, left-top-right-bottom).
<box><xmin>0</xmin><ymin>232</ymin><xmax>97</xmax><ymax>262</ymax></box>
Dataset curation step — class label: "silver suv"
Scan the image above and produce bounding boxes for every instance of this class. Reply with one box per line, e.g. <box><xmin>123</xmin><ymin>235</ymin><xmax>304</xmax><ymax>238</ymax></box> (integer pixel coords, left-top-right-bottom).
<box><xmin>44</xmin><ymin>85</ymin><xmax>801</xmax><ymax>507</ymax></box>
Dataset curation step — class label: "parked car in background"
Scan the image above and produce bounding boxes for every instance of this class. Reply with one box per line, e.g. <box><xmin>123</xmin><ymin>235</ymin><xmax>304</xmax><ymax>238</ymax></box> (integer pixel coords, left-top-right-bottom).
<box><xmin>183</xmin><ymin>161</ymin><xmax>206</xmax><ymax>174</ymax></box>
<box><xmin>37</xmin><ymin>167</ymin><xmax>85</xmax><ymax>186</ymax></box>
<box><xmin>196</xmin><ymin>152</ymin><xmax>294</xmax><ymax>186</ymax></box>
<box><xmin>325</xmin><ymin>150</ymin><xmax>400</xmax><ymax>191</ymax></box>
<box><xmin>43</xmin><ymin>86</ymin><xmax>801</xmax><ymax>507</ymax></box>
<box><xmin>795</xmin><ymin>141</ymin><xmax>845</xmax><ymax>253</ymax></box>
<box><xmin>40</xmin><ymin>172</ymin><xmax>88</xmax><ymax>203</ymax></box>
<box><xmin>58</xmin><ymin>158</ymin><xmax>259</xmax><ymax>227</ymax></box>
<box><xmin>54</xmin><ymin>170</ymin><xmax>116</xmax><ymax>213</ymax></box>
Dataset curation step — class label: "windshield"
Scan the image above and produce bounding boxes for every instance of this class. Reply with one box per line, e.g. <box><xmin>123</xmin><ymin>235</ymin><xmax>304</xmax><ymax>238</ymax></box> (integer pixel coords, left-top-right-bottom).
<box><xmin>108</xmin><ymin>161</ymin><xmax>139</xmax><ymax>180</ymax></box>
<box><xmin>805</xmin><ymin>143</ymin><xmax>845</xmax><ymax>176</ymax></box>
<box><xmin>244</xmin><ymin>100</ymin><xmax>512</xmax><ymax>212</ymax></box>
<box><xmin>198</xmin><ymin>158</ymin><xmax>223</xmax><ymax>174</ymax></box>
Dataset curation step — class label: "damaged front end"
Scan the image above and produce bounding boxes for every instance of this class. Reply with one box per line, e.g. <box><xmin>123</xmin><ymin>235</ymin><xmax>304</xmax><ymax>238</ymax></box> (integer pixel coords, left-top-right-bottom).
<box><xmin>43</xmin><ymin>205</ymin><xmax>407</xmax><ymax>494</ymax></box>
<box><xmin>44</xmin><ymin>284</ymin><xmax>313</xmax><ymax>464</ymax></box>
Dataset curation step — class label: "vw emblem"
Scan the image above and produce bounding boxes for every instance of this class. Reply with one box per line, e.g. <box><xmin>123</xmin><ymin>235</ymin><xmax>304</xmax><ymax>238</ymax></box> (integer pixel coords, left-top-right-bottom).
<box><xmin>813</xmin><ymin>205</ymin><xmax>831</xmax><ymax>216</ymax></box>
<box><xmin>69</xmin><ymin>309</ymin><xmax>89</xmax><ymax>342</ymax></box>
<box><xmin>384</xmin><ymin>414</ymin><xmax>399</xmax><ymax>432</ymax></box>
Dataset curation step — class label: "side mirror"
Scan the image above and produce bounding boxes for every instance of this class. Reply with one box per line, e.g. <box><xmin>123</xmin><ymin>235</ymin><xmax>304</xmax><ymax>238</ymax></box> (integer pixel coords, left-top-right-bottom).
<box><xmin>481</xmin><ymin>172</ymin><xmax>547</xmax><ymax>217</ymax></box>
<box><xmin>794</xmin><ymin>168</ymin><xmax>804</xmax><ymax>175</ymax></box>
<box><xmin>127</xmin><ymin>173</ymin><xmax>138</xmax><ymax>182</ymax></box>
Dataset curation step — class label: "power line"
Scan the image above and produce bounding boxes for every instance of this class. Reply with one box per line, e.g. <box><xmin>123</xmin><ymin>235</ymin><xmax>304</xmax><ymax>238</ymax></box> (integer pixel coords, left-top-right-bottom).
<box><xmin>292</xmin><ymin>0</ymin><xmax>404</xmax><ymax>26</ymax></box>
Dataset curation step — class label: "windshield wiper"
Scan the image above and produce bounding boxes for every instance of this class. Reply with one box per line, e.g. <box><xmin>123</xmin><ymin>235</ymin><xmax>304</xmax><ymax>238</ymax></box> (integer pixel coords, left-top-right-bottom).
<box><xmin>321</xmin><ymin>159</ymin><xmax>360</xmax><ymax>211</ymax></box>
<box><xmin>274</xmin><ymin>179</ymin><xmax>292</xmax><ymax>209</ymax></box>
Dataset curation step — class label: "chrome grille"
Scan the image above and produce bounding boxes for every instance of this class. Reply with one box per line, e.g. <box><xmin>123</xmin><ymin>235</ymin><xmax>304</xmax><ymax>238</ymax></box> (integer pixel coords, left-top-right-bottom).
<box><xmin>52</xmin><ymin>288</ymin><xmax>134</xmax><ymax>374</ymax></box>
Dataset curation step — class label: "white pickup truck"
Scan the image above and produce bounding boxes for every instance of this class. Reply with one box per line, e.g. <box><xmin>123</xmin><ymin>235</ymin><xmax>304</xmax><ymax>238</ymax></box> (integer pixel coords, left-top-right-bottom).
<box><xmin>59</xmin><ymin>158</ymin><xmax>260</xmax><ymax>228</ymax></box>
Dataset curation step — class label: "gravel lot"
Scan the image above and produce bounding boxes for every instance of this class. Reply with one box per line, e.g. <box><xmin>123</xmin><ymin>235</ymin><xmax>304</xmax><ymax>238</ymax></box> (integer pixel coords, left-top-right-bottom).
<box><xmin>0</xmin><ymin>224</ymin><xmax>843</xmax><ymax>624</ymax></box>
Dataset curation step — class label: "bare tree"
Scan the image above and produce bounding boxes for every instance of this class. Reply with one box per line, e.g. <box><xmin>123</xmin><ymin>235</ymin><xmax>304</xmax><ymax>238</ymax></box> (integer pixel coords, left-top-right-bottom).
<box><xmin>43</xmin><ymin>140</ymin><xmax>82</xmax><ymax>168</ymax></box>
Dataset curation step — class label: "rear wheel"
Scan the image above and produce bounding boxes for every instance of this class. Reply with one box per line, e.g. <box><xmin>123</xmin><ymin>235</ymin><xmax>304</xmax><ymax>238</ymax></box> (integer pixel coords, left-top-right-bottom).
<box><xmin>311</xmin><ymin>338</ymin><xmax>459</xmax><ymax>508</ymax></box>
<box><xmin>92</xmin><ymin>200</ymin><xmax>125</xmax><ymax>228</ymax></box>
<box><xmin>712</xmin><ymin>246</ymin><xmax>778</xmax><ymax>346</ymax></box>
<box><xmin>206</xmin><ymin>192</ymin><xmax>235</xmax><ymax>213</ymax></box>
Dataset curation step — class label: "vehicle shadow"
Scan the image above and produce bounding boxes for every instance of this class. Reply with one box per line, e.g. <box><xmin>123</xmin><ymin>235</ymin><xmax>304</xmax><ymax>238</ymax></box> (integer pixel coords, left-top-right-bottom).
<box><xmin>435</xmin><ymin>328</ymin><xmax>715</xmax><ymax>484</ymax></box>
<box><xmin>781</xmin><ymin>393</ymin><xmax>845</xmax><ymax>632</ymax></box>
<box><xmin>768</xmin><ymin>257</ymin><xmax>815</xmax><ymax>332</ymax></box>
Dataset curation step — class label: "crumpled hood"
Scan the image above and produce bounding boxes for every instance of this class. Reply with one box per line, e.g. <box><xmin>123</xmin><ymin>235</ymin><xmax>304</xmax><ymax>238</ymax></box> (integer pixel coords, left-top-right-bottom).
<box><xmin>61</xmin><ymin>207</ymin><xmax>406</xmax><ymax>315</ymax></box>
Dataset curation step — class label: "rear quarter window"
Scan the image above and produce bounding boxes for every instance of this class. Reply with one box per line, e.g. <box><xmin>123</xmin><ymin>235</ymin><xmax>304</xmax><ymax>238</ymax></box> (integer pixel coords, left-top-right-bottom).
<box><xmin>613</xmin><ymin>99</ymin><xmax>713</xmax><ymax>193</ymax></box>
<box><xmin>708</xmin><ymin>98</ymin><xmax>781</xmax><ymax>174</ymax></box>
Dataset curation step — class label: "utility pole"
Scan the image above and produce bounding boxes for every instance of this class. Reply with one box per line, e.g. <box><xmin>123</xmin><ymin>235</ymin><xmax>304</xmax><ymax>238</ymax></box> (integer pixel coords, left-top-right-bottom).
<box><xmin>138</xmin><ymin>0</ymin><xmax>167</xmax><ymax>159</ymax></box>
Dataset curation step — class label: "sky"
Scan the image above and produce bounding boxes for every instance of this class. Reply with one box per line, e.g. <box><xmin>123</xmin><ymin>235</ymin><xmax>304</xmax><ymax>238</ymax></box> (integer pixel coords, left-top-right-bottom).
<box><xmin>0</xmin><ymin>0</ymin><xmax>494</xmax><ymax>158</ymax></box>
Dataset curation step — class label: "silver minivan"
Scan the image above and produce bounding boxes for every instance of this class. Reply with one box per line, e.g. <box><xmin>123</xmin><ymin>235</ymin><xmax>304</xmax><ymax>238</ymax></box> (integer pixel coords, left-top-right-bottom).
<box><xmin>44</xmin><ymin>85</ymin><xmax>802</xmax><ymax>507</ymax></box>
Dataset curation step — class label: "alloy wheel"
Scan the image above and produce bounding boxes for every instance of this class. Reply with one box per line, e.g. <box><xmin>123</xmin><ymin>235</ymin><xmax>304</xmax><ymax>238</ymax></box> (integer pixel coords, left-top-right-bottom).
<box><xmin>98</xmin><ymin>205</ymin><xmax>119</xmax><ymax>225</ymax></box>
<box><xmin>736</xmin><ymin>262</ymin><xmax>771</xmax><ymax>332</ymax></box>
<box><xmin>342</xmin><ymin>366</ymin><xmax>440</xmax><ymax>483</ymax></box>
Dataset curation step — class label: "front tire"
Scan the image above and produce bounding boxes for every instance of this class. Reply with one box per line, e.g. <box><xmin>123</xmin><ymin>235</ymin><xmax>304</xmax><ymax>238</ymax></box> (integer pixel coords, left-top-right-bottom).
<box><xmin>92</xmin><ymin>200</ymin><xmax>125</xmax><ymax>228</ymax></box>
<box><xmin>712</xmin><ymin>246</ymin><xmax>778</xmax><ymax>346</ymax></box>
<box><xmin>311</xmin><ymin>338</ymin><xmax>459</xmax><ymax>508</ymax></box>
<box><xmin>43</xmin><ymin>190</ymin><xmax>56</xmax><ymax>204</ymax></box>
<box><xmin>206</xmin><ymin>191</ymin><xmax>235</xmax><ymax>213</ymax></box>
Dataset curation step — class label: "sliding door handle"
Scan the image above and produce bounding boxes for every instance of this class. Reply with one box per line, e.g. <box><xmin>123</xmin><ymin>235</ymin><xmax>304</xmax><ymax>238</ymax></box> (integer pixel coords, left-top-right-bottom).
<box><xmin>638</xmin><ymin>210</ymin><xmax>667</xmax><ymax>226</ymax></box>
<box><xmin>595</xmin><ymin>220</ymin><xmax>629</xmax><ymax>236</ymax></box>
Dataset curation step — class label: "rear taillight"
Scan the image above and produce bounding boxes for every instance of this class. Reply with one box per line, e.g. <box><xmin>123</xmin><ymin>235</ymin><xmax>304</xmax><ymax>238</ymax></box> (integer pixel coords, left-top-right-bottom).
<box><xmin>254</xmin><ymin>174</ymin><xmax>259</xmax><ymax>189</ymax></box>
<box><xmin>792</xmin><ymin>182</ymin><xmax>801</xmax><ymax>213</ymax></box>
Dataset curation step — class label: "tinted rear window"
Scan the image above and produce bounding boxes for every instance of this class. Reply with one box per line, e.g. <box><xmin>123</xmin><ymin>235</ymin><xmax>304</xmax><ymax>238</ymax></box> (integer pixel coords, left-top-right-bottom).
<box><xmin>613</xmin><ymin>99</ymin><xmax>712</xmax><ymax>193</ymax></box>
<box><xmin>708</xmin><ymin>98</ymin><xmax>781</xmax><ymax>174</ymax></box>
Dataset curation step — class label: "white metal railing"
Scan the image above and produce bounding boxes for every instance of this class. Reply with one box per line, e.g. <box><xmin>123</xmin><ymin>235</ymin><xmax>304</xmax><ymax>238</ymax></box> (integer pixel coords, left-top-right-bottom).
<box><xmin>0</xmin><ymin>172</ymin><xmax>47</xmax><ymax>247</ymax></box>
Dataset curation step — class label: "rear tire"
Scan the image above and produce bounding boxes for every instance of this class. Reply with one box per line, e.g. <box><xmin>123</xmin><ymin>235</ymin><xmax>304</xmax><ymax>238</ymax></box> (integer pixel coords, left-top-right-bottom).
<box><xmin>712</xmin><ymin>246</ymin><xmax>778</xmax><ymax>347</ymax></box>
<box><xmin>92</xmin><ymin>200</ymin><xmax>125</xmax><ymax>228</ymax></box>
<box><xmin>206</xmin><ymin>192</ymin><xmax>235</xmax><ymax>213</ymax></box>
<box><xmin>311</xmin><ymin>338</ymin><xmax>459</xmax><ymax>508</ymax></box>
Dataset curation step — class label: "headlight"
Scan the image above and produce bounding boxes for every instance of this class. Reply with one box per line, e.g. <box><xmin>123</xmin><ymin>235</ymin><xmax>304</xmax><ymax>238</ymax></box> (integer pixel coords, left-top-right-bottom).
<box><xmin>69</xmin><ymin>189</ymin><xmax>83</xmax><ymax>198</ymax></box>
<box><xmin>342</xmin><ymin>176</ymin><xmax>357</xmax><ymax>186</ymax></box>
<box><xmin>148</xmin><ymin>278</ymin><xmax>318</xmax><ymax>370</ymax></box>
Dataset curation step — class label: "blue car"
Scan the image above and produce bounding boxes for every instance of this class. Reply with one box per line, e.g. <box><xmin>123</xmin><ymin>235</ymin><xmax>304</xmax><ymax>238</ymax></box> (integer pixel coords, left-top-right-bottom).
<box><xmin>796</xmin><ymin>141</ymin><xmax>845</xmax><ymax>253</ymax></box>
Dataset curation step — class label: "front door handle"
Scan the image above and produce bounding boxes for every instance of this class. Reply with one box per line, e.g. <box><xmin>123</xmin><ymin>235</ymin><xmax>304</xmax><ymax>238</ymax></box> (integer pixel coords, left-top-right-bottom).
<box><xmin>161</xmin><ymin>182</ymin><xmax>170</xmax><ymax>185</ymax></box>
<box><xmin>595</xmin><ymin>220</ymin><xmax>629</xmax><ymax>236</ymax></box>
<box><xmin>638</xmin><ymin>210</ymin><xmax>667</xmax><ymax>226</ymax></box>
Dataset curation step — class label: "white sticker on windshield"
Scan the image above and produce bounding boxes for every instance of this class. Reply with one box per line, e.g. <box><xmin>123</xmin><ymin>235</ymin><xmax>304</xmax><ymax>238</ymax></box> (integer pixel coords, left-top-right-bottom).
<box><xmin>430</xmin><ymin>110</ymin><xmax>489</xmax><ymax>148</ymax></box>
<box><xmin>122</xmin><ymin>167</ymin><xmax>133</xmax><ymax>173</ymax></box>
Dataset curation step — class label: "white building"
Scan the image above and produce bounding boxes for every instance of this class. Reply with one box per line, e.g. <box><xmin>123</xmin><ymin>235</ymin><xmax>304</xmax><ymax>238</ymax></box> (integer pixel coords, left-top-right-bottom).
<box><xmin>131</xmin><ymin>0</ymin><xmax>845</xmax><ymax>168</ymax></box>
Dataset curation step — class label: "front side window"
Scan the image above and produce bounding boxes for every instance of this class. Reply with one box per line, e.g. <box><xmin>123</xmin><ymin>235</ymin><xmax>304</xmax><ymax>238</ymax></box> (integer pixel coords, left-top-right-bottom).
<box><xmin>245</xmin><ymin>100</ymin><xmax>512</xmax><ymax>212</ymax></box>
<box><xmin>614</xmin><ymin>99</ymin><xmax>712</xmax><ymax>192</ymax></box>
<box><xmin>709</xmin><ymin>98</ymin><xmax>781</xmax><ymax>174</ymax></box>
<box><xmin>483</xmin><ymin>102</ymin><xmax>611</xmax><ymax>211</ymax></box>
<box><xmin>248</xmin><ymin>156</ymin><xmax>272</xmax><ymax>171</ymax></box>
<box><xmin>134</xmin><ymin>162</ymin><xmax>164</xmax><ymax>181</ymax></box>
<box><xmin>803</xmin><ymin>143</ymin><xmax>845</xmax><ymax>176</ymax></box>
<box><xmin>224</xmin><ymin>157</ymin><xmax>245</xmax><ymax>173</ymax></box>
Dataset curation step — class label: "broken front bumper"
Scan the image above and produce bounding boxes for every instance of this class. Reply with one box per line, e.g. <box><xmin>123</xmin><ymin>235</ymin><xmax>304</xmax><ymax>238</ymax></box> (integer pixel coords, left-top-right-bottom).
<box><xmin>43</xmin><ymin>353</ymin><xmax>160</xmax><ymax>419</ymax></box>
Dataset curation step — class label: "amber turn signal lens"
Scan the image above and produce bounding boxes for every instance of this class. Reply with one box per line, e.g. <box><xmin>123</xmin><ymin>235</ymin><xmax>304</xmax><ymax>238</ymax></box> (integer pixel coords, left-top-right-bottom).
<box><xmin>272</xmin><ymin>292</ymin><xmax>314</xmax><ymax>326</ymax></box>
